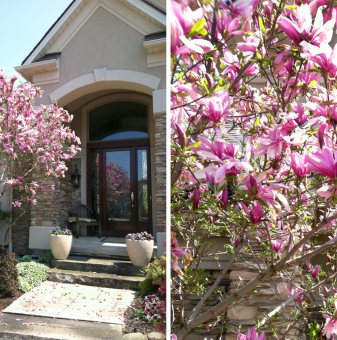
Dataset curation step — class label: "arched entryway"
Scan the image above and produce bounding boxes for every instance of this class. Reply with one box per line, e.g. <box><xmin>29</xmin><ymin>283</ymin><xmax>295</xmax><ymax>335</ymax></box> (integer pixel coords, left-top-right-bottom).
<box><xmin>87</xmin><ymin>100</ymin><xmax>152</xmax><ymax>237</ymax></box>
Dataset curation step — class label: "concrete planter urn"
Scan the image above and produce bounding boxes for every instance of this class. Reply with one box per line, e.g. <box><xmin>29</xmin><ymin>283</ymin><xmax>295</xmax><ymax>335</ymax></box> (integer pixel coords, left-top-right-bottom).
<box><xmin>126</xmin><ymin>232</ymin><xmax>154</xmax><ymax>267</ymax></box>
<box><xmin>49</xmin><ymin>228</ymin><xmax>73</xmax><ymax>260</ymax></box>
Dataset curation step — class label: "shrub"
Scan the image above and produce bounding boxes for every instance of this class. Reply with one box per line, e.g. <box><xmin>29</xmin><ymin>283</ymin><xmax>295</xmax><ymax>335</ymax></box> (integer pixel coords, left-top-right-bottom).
<box><xmin>0</xmin><ymin>248</ymin><xmax>19</xmax><ymax>297</ymax></box>
<box><xmin>139</xmin><ymin>278</ymin><xmax>157</xmax><ymax>298</ymax></box>
<box><xmin>145</xmin><ymin>252</ymin><xmax>167</xmax><ymax>286</ymax></box>
<box><xmin>16</xmin><ymin>251</ymin><xmax>54</xmax><ymax>268</ymax></box>
<box><xmin>17</xmin><ymin>262</ymin><xmax>48</xmax><ymax>293</ymax></box>
<box><xmin>16</xmin><ymin>255</ymin><xmax>33</xmax><ymax>263</ymax></box>
<box><xmin>38</xmin><ymin>251</ymin><xmax>54</xmax><ymax>267</ymax></box>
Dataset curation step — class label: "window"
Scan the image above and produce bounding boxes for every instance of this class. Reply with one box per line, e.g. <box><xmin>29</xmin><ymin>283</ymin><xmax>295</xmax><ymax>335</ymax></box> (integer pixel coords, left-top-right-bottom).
<box><xmin>89</xmin><ymin>101</ymin><xmax>148</xmax><ymax>141</ymax></box>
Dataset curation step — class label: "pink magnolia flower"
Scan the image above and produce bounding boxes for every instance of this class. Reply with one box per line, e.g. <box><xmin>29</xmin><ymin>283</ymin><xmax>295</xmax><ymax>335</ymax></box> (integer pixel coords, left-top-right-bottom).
<box><xmin>221</xmin><ymin>49</ymin><xmax>258</xmax><ymax>81</ymax></box>
<box><xmin>237</xmin><ymin>35</ymin><xmax>260</xmax><ymax>58</ymax></box>
<box><xmin>199</xmin><ymin>91</ymin><xmax>232</xmax><ymax>123</ymax></box>
<box><xmin>221</xmin><ymin>0</ymin><xmax>260</xmax><ymax>33</ymax></box>
<box><xmin>171</xmin><ymin>1</ymin><xmax>204</xmax><ymax>54</ymax></box>
<box><xmin>286</xmin><ymin>286</ymin><xmax>307</xmax><ymax>301</ymax></box>
<box><xmin>236</xmin><ymin>327</ymin><xmax>265</xmax><ymax>340</ymax></box>
<box><xmin>289</xmin><ymin>152</ymin><xmax>310</xmax><ymax>178</ymax></box>
<box><xmin>243</xmin><ymin>174</ymin><xmax>290</xmax><ymax>211</ymax></box>
<box><xmin>171</xmin><ymin>235</ymin><xmax>187</xmax><ymax>275</ymax></box>
<box><xmin>307</xmin><ymin>148</ymin><xmax>337</xmax><ymax>179</ymax></box>
<box><xmin>301</xmin><ymin>42</ymin><xmax>337</xmax><ymax>76</ymax></box>
<box><xmin>240</xmin><ymin>201</ymin><xmax>263</xmax><ymax>224</ymax></box>
<box><xmin>323</xmin><ymin>301</ymin><xmax>337</xmax><ymax>339</ymax></box>
<box><xmin>174</xmin><ymin>36</ymin><xmax>214</xmax><ymax>55</ymax></box>
<box><xmin>255</xmin><ymin>127</ymin><xmax>284</xmax><ymax>159</ymax></box>
<box><xmin>277</xmin><ymin>4</ymin><xmax>334</xmax><ymax>46</ymax></box>
<box><xmin>215</xmin><ymin>10</ymin><xmax>242</xmax><ymax>40</ymax></box>
<box><xmin>271</xmin><ymin>239</ymin><xmax>285</xmax><ymax>252</ymax></box>
<box><xmin>311</xmin><ymin>265</ymin><xmax>320</xmax><ymax>278</ymax></box>
<box><xmin>215</xmin><ymin>158</ymin><xmax>253</xmax><ymax>182</ymax></box>
<box><xmin>194</xmin><ymin>136</ymin><xmax>239</xmax><ymax>162</ymax></box>
<box><xmin>12</xmin><ymin>201</ymin><xmax>21</xmax><ymax>208</ymax></box>
<box><xmin>221</xmin><ymin>188</ymin><xmax>228</xmax><ymax>209</ymax></box>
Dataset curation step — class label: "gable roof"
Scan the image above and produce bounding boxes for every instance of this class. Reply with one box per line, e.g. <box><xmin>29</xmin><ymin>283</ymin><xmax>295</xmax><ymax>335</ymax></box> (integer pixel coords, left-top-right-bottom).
<box><xmin>21</xmin><ymin>0</ymin><xmax>166</xmax><ymax>66</ymax></box>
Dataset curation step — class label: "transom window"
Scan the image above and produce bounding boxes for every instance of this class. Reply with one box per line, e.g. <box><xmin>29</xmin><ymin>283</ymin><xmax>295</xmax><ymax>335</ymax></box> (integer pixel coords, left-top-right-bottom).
<box><xmin>89</xmin><ymin>101</ymin><xmax>148</xmax><ymax>141</ymax></box>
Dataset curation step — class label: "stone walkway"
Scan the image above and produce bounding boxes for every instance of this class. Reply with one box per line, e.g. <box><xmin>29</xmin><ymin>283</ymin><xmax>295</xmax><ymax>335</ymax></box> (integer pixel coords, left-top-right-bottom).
<box><xmin>3</xmin><ymin>281</ymin><xmax>137</xmax><ymax>325</ymax></box>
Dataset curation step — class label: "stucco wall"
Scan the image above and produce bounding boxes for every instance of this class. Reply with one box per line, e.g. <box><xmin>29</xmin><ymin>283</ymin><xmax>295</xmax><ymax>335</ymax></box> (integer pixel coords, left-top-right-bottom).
<box><xmin>34</xmin><ymin>6</ymin><xmax>165</xmax><ymax>106</ymax></box>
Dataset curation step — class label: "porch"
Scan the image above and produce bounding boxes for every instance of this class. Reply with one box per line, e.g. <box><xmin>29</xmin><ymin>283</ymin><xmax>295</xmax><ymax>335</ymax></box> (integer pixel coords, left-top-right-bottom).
<box><xmin>70</xmin><ymin>236</ymin><xmax>158</xmax><ymax>259</ymax></box>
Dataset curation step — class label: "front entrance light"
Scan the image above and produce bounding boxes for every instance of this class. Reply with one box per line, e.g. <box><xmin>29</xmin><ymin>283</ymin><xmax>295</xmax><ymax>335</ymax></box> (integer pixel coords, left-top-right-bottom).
<box><xmin>71</xmin><ymin>164</ymin><xmax>81</xmax><ymax>188</ymax></box>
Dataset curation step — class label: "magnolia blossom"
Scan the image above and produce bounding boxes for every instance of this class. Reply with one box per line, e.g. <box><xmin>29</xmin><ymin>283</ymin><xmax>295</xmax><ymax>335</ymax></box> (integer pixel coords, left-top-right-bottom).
<box><xmin>240</xmin><ymin>201</ymin><xmax>263</xmax><ymax>224</ymax></box>
<box><xmin>289</xmin><ymin>152</ymin><xmax>310</xmax><ymax>178</ymax></box>
<box><xmin>277</xmin><ymin>5</ymin><xmax>334</xmax><ymax>46</ymax></box>
<box><xmin>323</xmin><ymin>301</ymin><xmax>337</xmax><ymax>339</ymax></box>
<box><xmin>311</xmin><ymin>265</ymin><xmax>320</xmax><ymax>278</ymax></box>
<box><xmin>236</xmin><ymin>327</ymin><xmax>265</xmax><ymax>340</ymax></box>
<box><xmin>12</xmin><ymin>201</ymin><xmax>21</xmax><ymax>208</ymax></box>
<box><xmin>271</xmin><ymin>239</ymin><xmax>285</xmax><ymax>252</ymax></box>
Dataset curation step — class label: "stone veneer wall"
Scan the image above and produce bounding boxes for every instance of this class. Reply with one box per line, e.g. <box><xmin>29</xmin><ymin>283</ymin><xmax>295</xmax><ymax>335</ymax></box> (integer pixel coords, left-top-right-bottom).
<box><xmin>172</xmin><ymin>265</ymin><xmax>300</xmax><ymax>340</ymax></box>
<box><xmin>225</xmin><ymin>263</ymin><xmax>299</xmax><ymax>340</ymax></box>
<box><xmin>12</xmin><ymin>161</ymin><xmax>73</xmax><ymax>255</ymax></box>
<box><xmin>12</xmin><ymin>187</ymin><xmax>32</xmax><ymax>256</ymax></box>
<box><xmin>154</xmin><ymin>111</ymin><xmax>166</xmax><ymax>232</ymax></box>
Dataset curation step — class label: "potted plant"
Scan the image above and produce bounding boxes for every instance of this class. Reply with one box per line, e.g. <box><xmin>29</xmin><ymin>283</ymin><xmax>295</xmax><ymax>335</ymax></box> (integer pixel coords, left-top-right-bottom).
<box><xmin>49</xmin><ymin>228</ymin><xmax>73</xmax><ymax>260</ymax></box>
<box><xmin>126</xmin><ymin>232</ymin><xmax>154</xmax><ymax>267</ymax></box>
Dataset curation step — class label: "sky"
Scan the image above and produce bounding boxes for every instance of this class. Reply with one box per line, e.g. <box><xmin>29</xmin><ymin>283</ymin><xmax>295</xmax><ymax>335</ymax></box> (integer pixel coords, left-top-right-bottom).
<box><xmin>0</xmin><ymin>0</ymin><xmax>72</xmax><ymax>79</ymax></box>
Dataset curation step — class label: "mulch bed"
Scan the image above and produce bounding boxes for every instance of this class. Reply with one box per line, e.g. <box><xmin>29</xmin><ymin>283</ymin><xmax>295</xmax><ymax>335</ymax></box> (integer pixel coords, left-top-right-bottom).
<box><xmin>0</xmin><ymin>289</ymin><xmax>24</xmax><ymax>312</ymax></box>
<box><xmin>123</xmin><ymin>298</ymin><xmax>165</xmax><ymax>335</ymax></box>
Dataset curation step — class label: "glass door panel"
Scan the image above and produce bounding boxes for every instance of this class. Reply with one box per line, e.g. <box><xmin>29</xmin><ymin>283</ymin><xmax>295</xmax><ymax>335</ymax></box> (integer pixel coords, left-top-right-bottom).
<box><xmin>105</xmin><ymin>151</ymin><xmax>132</xmax><ymax>222</ymax></box>
<box><xmin>90</xmin><ymin>150</ymin><xmax>100</xmax><ymax>216</ymax></box>
<box><xmin>137</xmin><ymin>149</ymin><xmax>148</xmax><ymax>223</ymax></box>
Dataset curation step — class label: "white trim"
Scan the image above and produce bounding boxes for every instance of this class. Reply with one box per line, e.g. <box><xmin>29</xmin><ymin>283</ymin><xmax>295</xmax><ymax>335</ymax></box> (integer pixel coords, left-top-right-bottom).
<box><xmin>123</xmin><ymin>0</ymin><xmax>166</xmax><ymax>25</ymax></box>
<box><xmin>23</xmin><ymin>0</ymin><xmax>84</xmax><ymax>65</ymax></box>
<box><xmin>49</xmin><ymin>69</ymin><xmax>161</xmax><ymax>103</ymax></box>
<box><xmin>143</xmin><ymin>38</ymin><xmax>166</xmax><ymax>68</ymax></box>
<box><xmin>93</xmin><ymin>68</ymin><xmax>106</xmax><ymax>82</ymax></box>
<box><xmin>143</xmin><ymin>37</ymin><xmax>166</xmax><ymax>49</ymax></box>
<box><xmin>15</xmin><ymin>59</ymin><xmax>59</xmax><ymax>83</ymax></box>
<box><xmin>153</xmin><ymin>89</ymin><xmax>166</xmax><ymax>113</ymax></box>
<box><xmin>23</xmin><ymin>0</ymin><xmax>165</xmax><ymax>65</ymax></box>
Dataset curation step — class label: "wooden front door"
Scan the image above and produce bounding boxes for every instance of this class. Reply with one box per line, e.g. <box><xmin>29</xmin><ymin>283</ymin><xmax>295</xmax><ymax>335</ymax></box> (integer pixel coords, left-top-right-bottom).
<box><xmin>87</xmin><ymin>140</ymin><xmax>152</xmax><ymax>237</ymax></box>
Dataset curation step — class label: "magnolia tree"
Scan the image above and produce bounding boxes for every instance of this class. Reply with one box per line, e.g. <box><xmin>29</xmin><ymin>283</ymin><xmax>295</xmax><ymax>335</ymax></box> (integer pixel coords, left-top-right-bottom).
<box><xmin>171</xmin><ymin>0</ymin><xmax>337</xmax><ymax>338</ymax></box>
<box><xmin>0</xmin><ymin>70</ymin><xmax>80</xmax><ymax>246</ymax></box>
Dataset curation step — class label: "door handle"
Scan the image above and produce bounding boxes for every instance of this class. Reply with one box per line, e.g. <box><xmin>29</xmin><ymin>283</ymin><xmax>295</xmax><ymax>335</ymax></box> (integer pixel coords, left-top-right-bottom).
<box><xmin>131</xmin><ymin>192</ymin><xmax>134</xmax><ymax>203</ymax></box>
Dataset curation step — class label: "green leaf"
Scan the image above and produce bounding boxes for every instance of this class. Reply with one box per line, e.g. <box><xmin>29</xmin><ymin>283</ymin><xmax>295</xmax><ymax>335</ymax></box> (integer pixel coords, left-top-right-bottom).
<box><xmin>208</xmin><ymin>182</ymin><xmax>215</xmax><ymax>192</ymax></box>
<box><xmin>256</xmin><ymin>198</ymin><xmax>269</xmax><ymax>208</ymax></box>
<box><xmin>188</xmin><ymin>18</ymin><xmax>206</xmax><ymax>37</ymax></box>
<box><xmin>218</xmin><ymin>183</ymin><xmax>228</xmax><ymax>192</ymax></box>
<box><xmin>199</xmin><ymin>28</ymin><xmax>208</xmax><ymax>36</ymax></box>
<box><xmin>181</xmin><ymin>198</ymin><xmax>190</xmax><ymax>209</ymax></box>
<box><xmin>259</xmin><ymin>17</ymin><xmax>266</xmax><ymax>33</ymax></box>
<box><xmin>186</xmin><ymin>141</ymin><xmax>201</xmax><ymax>151</ymax></box>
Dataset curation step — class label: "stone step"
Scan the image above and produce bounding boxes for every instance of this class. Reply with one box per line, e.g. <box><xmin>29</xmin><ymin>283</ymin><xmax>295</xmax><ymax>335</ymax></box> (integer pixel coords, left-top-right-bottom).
<box><xmin>70</xmin><ymin>237</ymin><xmax>158</xmax><ymax>259</ymax></box>
<box><xmin>52</xmin><ymin>256</ymin><xmax>145</xmax><ymax>277</ymax></box>
<box><xmin>47</xmin><ymin>268</ymin><xmax>145</xmax><ymax>291</ymax></box>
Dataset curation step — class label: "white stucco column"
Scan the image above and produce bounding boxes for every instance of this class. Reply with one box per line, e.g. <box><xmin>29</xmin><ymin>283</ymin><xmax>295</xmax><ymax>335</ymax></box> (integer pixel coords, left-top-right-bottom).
<box><xmin>153</xmin><ymin>89</ymin><xmax>166</xmax><ymax>256</ymax></box>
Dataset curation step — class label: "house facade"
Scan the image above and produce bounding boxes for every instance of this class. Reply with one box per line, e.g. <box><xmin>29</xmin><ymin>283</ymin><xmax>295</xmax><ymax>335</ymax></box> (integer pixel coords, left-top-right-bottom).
<box><xmin>8</xmin><ymin>0</ymin><xmax>166</xmax><ymax>255</ymax></box>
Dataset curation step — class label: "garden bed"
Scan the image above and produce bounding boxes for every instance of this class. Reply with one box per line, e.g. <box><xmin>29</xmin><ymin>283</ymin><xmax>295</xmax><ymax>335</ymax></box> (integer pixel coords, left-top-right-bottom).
<box><xmin>123</xmin><ymin>298</ymin><xmax>165</xmax><ymax>335</ymax></box>
<box><xmin>0</xmin><ymin>289</ymin><xmax>24</xmax><ymax>312</ymax></box>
